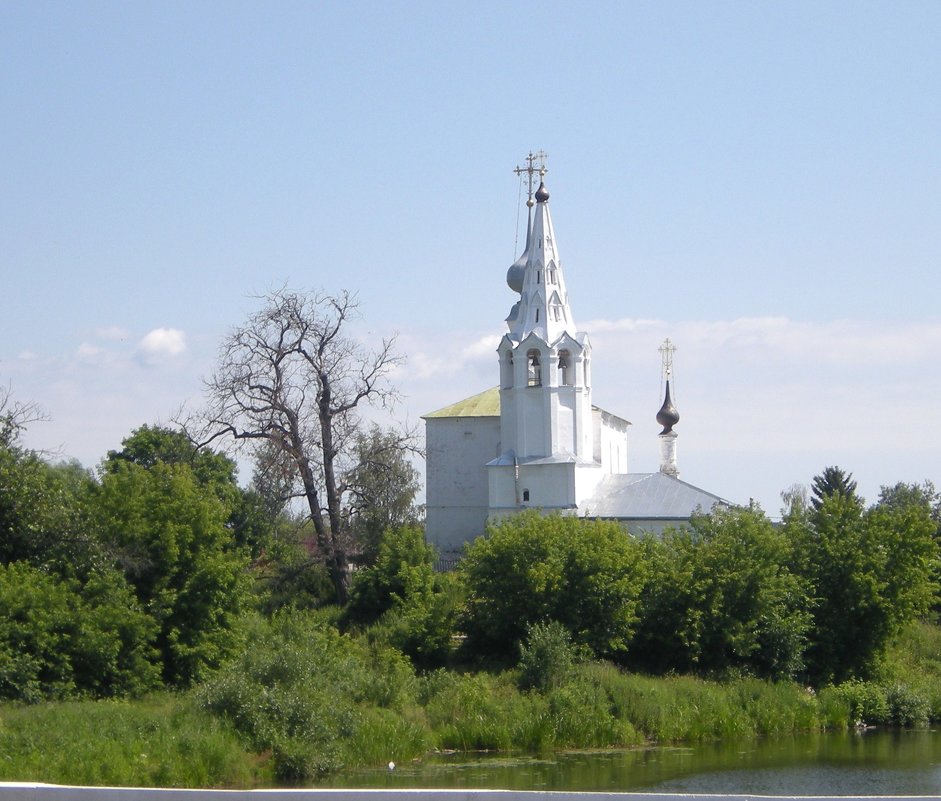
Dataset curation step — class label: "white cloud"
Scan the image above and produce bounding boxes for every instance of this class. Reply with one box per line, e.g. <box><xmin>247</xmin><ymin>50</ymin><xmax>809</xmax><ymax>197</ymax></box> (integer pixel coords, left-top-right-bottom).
<box><xmin>138</xmin><ymin>328</ymin><xmax>187</xmax><ymax>358</ymax></box>
<box><xmin>75</xmin><ymin>342</ymin><xmax>103</xmax><ymax>360</ymax></box>
<box><xmin>586</xmin><ymin>316</ymin><xmax>941</xmax><ymax>369</ymax></box>
<box><xmin>463</xmin><ymin>334</ymin><xmax>502</xmax><ymax>360</ymax></box>
<box><xmin>96</xmin><ymin>325</ymin><xmax>129</xmax><ymax>341</ymax></box>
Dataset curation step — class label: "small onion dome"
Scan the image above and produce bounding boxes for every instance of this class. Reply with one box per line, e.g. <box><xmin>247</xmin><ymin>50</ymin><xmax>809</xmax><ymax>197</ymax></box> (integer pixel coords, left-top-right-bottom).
<box><xmin>534</xmin><ymin>181</ymin><xmax>550</xmax><ymax>203</ymax></box>
<box><xmin>506</xmin><ymin>253</ymin><xmax>526</xmax><ymax>293</ymax></box>
<box><xmin>656</xmin><ymin>380</ymin><xmax>680</xmax><ymax>434</ymax></box>
<box><xmin>505</xmin><ymin>300</ymin><xmax>521</xmax><ymax>325</ymax></box>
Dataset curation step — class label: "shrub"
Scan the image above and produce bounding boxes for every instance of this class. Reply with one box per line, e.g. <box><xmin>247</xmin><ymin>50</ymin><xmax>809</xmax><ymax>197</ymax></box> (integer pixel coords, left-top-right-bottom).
<box><xmin>0</xmin><ymin>562</ymin><xmax>159</xmax><ymax>702</ymax></box>
<box><xmin>886</xmin><ymin>684</ymin><xmax>930</xmax><ymax>727</ymax></box>
<box><xmin>828</xmin><ymin>680</ymin><xmax>890</xmax><ymax>725</ymax></box>
<box><xmin>349</xmin><ymin>529</ymin><xmax>460</xmax><ymax>671</ymax></box>
<box><xmin>460</xmin><ymin>512</ymin><xmax>645</xmax><ymax>661</ymax></box>
<box><xmin>197</xmin><ymin>610</ymin><xmax>426</xmax><ymax>781</ymax></box>
<box><xmin>517</xmin><ymin>620</ymin><xmax>578</xmax><ymax>692</ymax></box>
<box><xmin>345</xmin><ymin>525</ymin><xmax>437</xmax><ymax>625</ymax></box>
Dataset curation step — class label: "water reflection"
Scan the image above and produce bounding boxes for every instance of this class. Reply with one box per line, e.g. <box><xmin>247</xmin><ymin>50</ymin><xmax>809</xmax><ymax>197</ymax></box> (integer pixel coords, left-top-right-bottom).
<box><xmin>321</xmin><ymin>729</ymin><xmax>941</xmax><ymax>794</ymax></box>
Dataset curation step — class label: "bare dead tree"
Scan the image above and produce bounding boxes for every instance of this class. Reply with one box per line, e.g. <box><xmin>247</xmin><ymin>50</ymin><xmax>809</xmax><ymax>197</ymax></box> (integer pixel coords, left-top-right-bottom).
<box><xmin>0</xmin><ymin>384</ymin><xmax>47</xmax><ymax>448</ymax></box>
<box><xmin>186</xmin><ymin>288</ymin><xmax>411</xmax><ymax>604</ymax></box>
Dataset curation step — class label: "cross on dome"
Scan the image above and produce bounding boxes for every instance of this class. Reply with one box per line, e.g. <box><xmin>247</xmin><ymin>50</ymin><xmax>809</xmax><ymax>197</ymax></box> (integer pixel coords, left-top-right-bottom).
<box><xmin>505</xmin><ymin>151</ymin><xmax>575</xmax><ymax>344</ymax></box>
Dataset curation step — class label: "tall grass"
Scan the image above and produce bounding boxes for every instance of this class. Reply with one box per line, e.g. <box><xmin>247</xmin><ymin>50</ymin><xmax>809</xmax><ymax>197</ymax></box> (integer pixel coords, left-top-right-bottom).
<box><xmin>6</xmin><ymin>618</ymin><xmax>941</xmax><ymax>788</ymax></box>
<box><xmin>0</xmin><ymin>695</ymin><xmax>259</xmax><ymax>788</ymax></box>
<box><xmin>577</xmin><ymin>663</ymin><xmax>822</xmax><ymax>741</ymax></box>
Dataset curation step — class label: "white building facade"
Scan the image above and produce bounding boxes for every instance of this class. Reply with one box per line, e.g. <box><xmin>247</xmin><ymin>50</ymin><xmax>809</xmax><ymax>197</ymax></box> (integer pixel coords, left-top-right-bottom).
<box><xmin>424</xmin><ymin>159</ymin><xmax>727</xmax><ymax>558</ymax></box>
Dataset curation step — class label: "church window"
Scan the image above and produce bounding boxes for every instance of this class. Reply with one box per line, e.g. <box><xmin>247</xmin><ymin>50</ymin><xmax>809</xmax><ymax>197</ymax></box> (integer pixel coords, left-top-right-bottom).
<box><xmin>549</xmin><ymin>267</ymin><xmax>557</xmax><ymax>284</ymax></box>
<box><xmin>535</xmin><ymin>308</ymin><xmax>540</xmax><ymax>323</ymax></box>
<box><xmin>522</xmin><ymin>489</ymin><xmax>530</xmax><ymax>502</ymax></box>
<box><xmin>501</xmin><ymin>351</ymin><xmax>514</xmax><ymax>388</ymax></box>
<box><xmin>552</xmin><ymin>306</ymin><xmax>560</xmax><ymax>322</ymax></box>
<box><xmin>558</xmin><ymin>350</ymin><xmax>572</xmax><ymax>386</ymax></box>
<box><xmin>526</xmin><ymin>350</ymin><xmax>541</xmax><ymax>386</ymax></box>
<box><xmin>537</xmin><ymin>270</ymin><xmax>541</xmax><ymax>284</ymax></box>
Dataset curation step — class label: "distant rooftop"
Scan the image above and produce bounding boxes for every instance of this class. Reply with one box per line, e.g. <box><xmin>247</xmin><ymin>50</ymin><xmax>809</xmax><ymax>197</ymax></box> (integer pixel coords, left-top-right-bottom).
<box><xmin>581</xmin><ymin>472</ymin><xmax>731</xmax><ymax>520</ymax></box>
<box><xmin>423</xmin><ymin>387</ymin><xmax>632</xmax><ymax>428</ymax></box>
<box><xmin>423</xmin><ymin>387</ymin><xmax>500</xmax><ymax>418</ymax></box>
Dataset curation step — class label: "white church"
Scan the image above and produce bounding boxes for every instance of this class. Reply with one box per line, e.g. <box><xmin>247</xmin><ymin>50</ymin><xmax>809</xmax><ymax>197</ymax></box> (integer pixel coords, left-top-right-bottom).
<box><xmin>423</xmin><ymin>154</ymin><xmax>729</xmax><ymax>558</ymax></box>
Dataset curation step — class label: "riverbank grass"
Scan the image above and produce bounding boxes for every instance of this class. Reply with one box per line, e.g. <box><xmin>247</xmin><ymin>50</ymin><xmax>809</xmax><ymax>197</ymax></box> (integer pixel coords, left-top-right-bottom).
<box><xmin>0</xmin><ymin>695</ymin><xmax>262</xmax><ymax>788</ymax></box>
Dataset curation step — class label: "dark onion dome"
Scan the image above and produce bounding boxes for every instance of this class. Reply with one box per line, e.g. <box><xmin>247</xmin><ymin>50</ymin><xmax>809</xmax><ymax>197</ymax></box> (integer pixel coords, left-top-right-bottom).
<box><xmin>656</xmin><ymin>380</ymin><xmax>680</xmax><ymax>434</ymax></box>
<box><xmin>506</xmin><ymin>254</ymin><xmax>525</xmax><ymax>293</ymax></box>
<box><xmin>534</xmin><ymin>181</ymin><xmax>550</xmax><ymax>203</ymax></box>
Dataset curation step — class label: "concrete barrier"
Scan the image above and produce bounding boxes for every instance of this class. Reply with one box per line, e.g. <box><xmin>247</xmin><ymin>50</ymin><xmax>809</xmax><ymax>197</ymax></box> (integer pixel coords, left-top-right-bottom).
<box><xmin>2</xmin><ymin>787</ymin><xmax>939</xmax><ymax>801</ymax></box>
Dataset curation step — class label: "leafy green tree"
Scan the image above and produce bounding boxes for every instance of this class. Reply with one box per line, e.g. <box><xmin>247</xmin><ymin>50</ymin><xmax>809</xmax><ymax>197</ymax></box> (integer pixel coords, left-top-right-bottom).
<box><xmin>91</xmin><ymin>461</ymin><xmax>251</xmax><ymax>686</ymax></box>
<box><xmin>877</xmin><ymin>481</ymin><xmax>941</xmax><ymax>536</ymax></box>
<box><xmin>460</xmin><ymin>512</ymin><xmax>646</xmax><ymax>661</ymax></box>
<box><xmin>632</xmin><ymin>505</ymin><xmax>810</xmax><ymax>679</ymax></box>
<box><xmin>0</xmin><ymin>443</ymin><xmax>97</xmax><ymax>572</ymax></box>
<box><xmin>347</xmin><ymin>425</ymin><xmax>422</xmax><ymax>564</ymax></box>
<box><xmin>345</xmin><ymin>525</ymin><xmax>436</xmax><ymax>624</ymax></box>
<box><xmin>0</xmin><ymin>562</ymin><xmax>159</xmax><ymax>702</ymax></box>
<box><xmin>789</xmin><ymin>472</ymin><xmax>939</xmax><ymax>684</ymax></box>
<box><xmin>105</xmin><ymin>425</ymin><xmax>273</xmax><ymax>557</ymax></box>
<box><xmin>345</xmin><ymin>526</ymin><xmax>456</xmax><ymax>669</ymax></box>
<box><xmin>69</xmin><ymin>567</ymin><xmax>161</xmax><ymax>696</ymax></box>
<box><xmin>0</xmin><ymin>561</ymin><xmax>81</xmax><ymax>701</ymax></box>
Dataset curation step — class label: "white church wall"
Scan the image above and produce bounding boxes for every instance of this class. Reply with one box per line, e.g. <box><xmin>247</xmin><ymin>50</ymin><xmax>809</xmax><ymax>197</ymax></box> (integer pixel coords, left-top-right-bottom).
<box><xmin>425</xmin><ymin>415</ymin><xmax>500</xmax><ymax>555</ymax></box>
<box><xmin>518</xmin><ymin>388</ymin><xmax>549</xmax><ymax>457</ymax></box>
<box><xmin>518</xmin><ymin>462</ymin><xmax>577</xmax><ymax>510</ymax></box>
<box><xmin>593</xmin><ymin>409</ymin><xmax>630</xmax><ymax>474</ymax></box>
<box><xmin>489</xmin><ymin>461</ymin><xmax>580</xmax><ymax>516</ymax></box>
<box><xmin>573</xmin><ymin>462</ymin><xmax>605</xmax><ymax>511</ymax></box>
<box><xmin>552</xmin><ymin>391</ymin><xmax>577</xmax><ymax>454</ymax></box>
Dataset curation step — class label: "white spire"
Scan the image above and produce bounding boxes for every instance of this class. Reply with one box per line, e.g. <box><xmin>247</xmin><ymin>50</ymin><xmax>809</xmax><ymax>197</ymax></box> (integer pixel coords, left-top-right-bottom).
<box><xmin>505</xmin><ymin>169</ymin><xmax>576</xmax><ymax>344</ymax></box>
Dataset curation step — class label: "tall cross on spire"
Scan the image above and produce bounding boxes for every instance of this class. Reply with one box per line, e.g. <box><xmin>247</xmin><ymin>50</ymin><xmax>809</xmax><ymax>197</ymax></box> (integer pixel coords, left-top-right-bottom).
<box><xmin>514</xmin><ymin>150</ymin><xmax>548</xmax><ymax>207</ymax></box>
<box><xmin>659</xmin><ymin>337</ymin><xmax>676</xmax><ymax>385</ymax></box>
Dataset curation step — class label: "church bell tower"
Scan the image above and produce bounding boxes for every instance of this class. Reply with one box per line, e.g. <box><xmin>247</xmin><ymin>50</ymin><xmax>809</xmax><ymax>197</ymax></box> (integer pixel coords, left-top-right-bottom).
<box><xmin>488</xmin><ymin>153</ymin><xmax>602</xmax><ymax>514</ymax></box>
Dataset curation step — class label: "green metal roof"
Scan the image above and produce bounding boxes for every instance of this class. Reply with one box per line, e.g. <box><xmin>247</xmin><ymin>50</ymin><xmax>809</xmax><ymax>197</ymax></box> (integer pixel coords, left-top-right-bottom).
<box><xmin>423</xmin><ymin>387</ymin><xmax>500</xmax><ymax>418</ymax></box>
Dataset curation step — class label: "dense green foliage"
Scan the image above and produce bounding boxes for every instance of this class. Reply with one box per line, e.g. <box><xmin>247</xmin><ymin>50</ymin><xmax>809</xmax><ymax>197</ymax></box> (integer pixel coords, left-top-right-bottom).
<box><xmin>3</xmin><ymin>391</ymin><xmax>941</xmax><ymax>788</ymax></box>
<box><xmin>0</xmin><ymin>561</ymin><xmax>158</xmax><ymax>701</ymax></box>
<box><xmin>0</xmin><ymin>423</ymin><xmax>258</xmax><ymax>698</ymax></box>
<box><xmin>90</xmin><ymin>460</ymin><xmax>251</xmax><ymax>686</ymax></box>
<box><xmin>5</xmin><ymin>619</ymin><xmax>941</xmax><ymax>787</ymax></box>
<box><xmin>197</xmin><ymin>610</ymin><xmax>427</xmax><ymax>780</ymax></box>
<box><xmin>789</xmin><ymin>481</ymin><xmax>938</xmax><ymax>684</ymax></box>
<box><xmin>344</xmin><ymin>525</ymin><xmax>457</xmax><ymax>669</ymax></box>
<box><xmin>632</xmin><ymin>506</ymin><xmax>811</xmax><ymax>679</ymax></box>
<box><xmin>460</xmin><ymin>512</ymin><xmax>646</xmax><ymax>659</ymax></box>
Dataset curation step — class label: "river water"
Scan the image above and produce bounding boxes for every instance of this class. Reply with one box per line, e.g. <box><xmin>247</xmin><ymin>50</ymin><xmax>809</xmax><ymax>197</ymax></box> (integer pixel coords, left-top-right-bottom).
<box><xmin>321</xmin><ymin>730</ymin><xmax>941</xmax><ymax>794</ymax></box>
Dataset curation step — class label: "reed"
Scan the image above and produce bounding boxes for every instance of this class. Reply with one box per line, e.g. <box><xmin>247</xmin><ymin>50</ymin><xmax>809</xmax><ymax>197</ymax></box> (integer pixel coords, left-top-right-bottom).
<box><xmin>0</xmin><ymin>695</ymin><xmax>259</xmax><ymax>788</ymax></box>
<box><xmin>6</xmin><ymin>618</ymin><xmax>941</xmax><ymax>788</ymax></box>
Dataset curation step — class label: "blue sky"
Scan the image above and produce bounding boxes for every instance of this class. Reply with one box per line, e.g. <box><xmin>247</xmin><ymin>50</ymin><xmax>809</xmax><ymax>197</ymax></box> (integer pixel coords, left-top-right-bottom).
<box><xmin>3</xmin><ymin>1</ymin><xmax>940</xmax><ymax>515</ymax></box>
